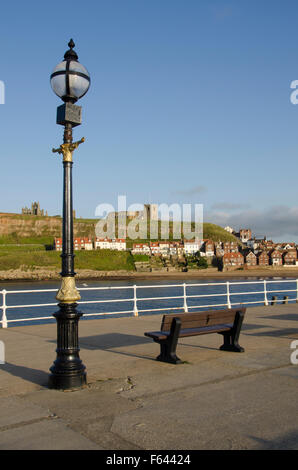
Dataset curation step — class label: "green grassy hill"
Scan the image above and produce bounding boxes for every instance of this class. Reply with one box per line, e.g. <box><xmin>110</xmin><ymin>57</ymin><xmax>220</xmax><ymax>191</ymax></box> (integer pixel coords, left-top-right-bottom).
<box><xmin>0</xmin><ymin>247</ymin><xmax>135</xmax><ymax>272</ymax></box>
<box><xmin>0</xmin><ymin>213</ymin><xmax>240</xmax><ymax>272</ymax></box>
<box><xmin>0</xmin><ymin>213</ymin><xmax>239</xmax><ymax>245</ymax></box>
<box><xmin>202</xmin><ymin>223</ymin><xmax>238</xmax><ymax>243</ymax></box>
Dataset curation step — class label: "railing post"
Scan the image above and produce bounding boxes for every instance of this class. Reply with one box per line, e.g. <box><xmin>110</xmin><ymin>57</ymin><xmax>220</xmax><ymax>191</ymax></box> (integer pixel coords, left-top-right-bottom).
<box><xmin>296</xmin><ymin>279</ymin><xmax>298</xmax><ymax>303</ymax></box>
<box><xmin>1</xmin><ymin>290</ymin><xmax>8</xmax><ymax>329</ymax></box>
<box><xmin>183</xmin><ymin>283</ymin><xmax>188</xmax><ymax>312</ymax></box>
<box><xmin>133</xmin><ymin>285</ymin><xmax>138</xmax><ymax>317</ymax></box>
<box><xmin>264</xmin><ymin>280</ymin><xmax>269</xmax><ymax>306</ymax></box>
<box><xmin>226</xmin><ymin>282</ymin><xmax>232</xmax><ymax>309</ymax></box>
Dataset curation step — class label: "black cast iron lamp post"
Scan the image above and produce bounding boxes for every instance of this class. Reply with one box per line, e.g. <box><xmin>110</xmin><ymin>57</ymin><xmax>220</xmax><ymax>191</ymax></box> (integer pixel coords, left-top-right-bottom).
<box><xmin>48</xmin><ymin>39</ymin><xmax>90</xmax><ymax>390</ymax></box>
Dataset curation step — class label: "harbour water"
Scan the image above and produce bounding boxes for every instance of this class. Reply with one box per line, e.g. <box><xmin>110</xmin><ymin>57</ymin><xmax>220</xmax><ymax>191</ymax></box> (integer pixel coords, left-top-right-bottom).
<box><xmin>0</xmin><ymin>276</ymin><xmax>297</xmax><ymax>327</ymax></box>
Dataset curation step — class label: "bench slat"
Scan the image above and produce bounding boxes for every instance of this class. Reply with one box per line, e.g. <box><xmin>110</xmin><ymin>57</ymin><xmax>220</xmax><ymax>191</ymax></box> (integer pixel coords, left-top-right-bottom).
<box><xmin>179</xmin><ymin>324</ymin><xmax>232</xmax><ymax>336</ymax></box>
<box><xmin>163</xmin><ymin>316</ymin><xmax>234</xmax><ymax>330</ymax></box>
<box><xmin>161</xmin><ymin>308</ymin><xmax>244</xmax><ymax>332</ymax></box>
<box><xmin>145</xmin><ymin>324</ymin><xmax>233</xmax><ymax>341</ymax></box>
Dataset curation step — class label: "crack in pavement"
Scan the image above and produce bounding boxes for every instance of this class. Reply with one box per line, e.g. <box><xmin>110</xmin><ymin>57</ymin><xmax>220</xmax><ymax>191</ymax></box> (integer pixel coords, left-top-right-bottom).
<box><xmin>0</xmin><ymin>414</ymin><xmax>58</xmax><ymax>433</ymax></box>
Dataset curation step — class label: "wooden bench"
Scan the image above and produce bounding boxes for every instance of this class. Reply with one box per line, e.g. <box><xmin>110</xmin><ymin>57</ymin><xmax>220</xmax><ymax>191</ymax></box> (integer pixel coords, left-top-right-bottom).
<box><xmin>144</xmin><ymin>308</ymin><xmax>246</xmax><ymax>364</ymax></box>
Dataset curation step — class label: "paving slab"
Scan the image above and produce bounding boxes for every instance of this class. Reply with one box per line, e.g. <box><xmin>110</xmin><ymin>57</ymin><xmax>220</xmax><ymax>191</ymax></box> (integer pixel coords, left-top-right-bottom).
<box><xmin>111</xmin><ymin>368</ymin><xmax>298</xmax><ymax>450</ymax></box>
<box><xmin>0</xmin><ymin>304</ymin><xmax>297</xmax><ymax>450</ymax></box>
<box><xmin>0</xmin><ymin>396</ymin><xmax>50</xmax><ymax>427</ymax></box>
<box><xmin>0</xmin><ymin>418</ymin><xmax>102</xmax><ymax>450</ymax></box>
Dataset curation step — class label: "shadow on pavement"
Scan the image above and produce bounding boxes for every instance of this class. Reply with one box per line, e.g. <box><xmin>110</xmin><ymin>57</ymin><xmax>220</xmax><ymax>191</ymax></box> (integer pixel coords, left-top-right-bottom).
<box><xmin>259</xmin><ymin>314</ymin><xmax>298</xmax><ymax>322</ymax></box>
<box><xmin>248</xmin><ymin>429</ymin><xmax>298</xmax><ymax>450</ymax></box>
<box><xmin>79</xmin><ymin>333</ymin><xmax>150</xmax><ymax>350</ymax></box>
<box><xmin>0</xmin><ymin>362</ymin><xmax>48</xmax><ymax>387</ymax></box>
<box><xmin>243</xmin><ymin>328</ymin><xmax>298</xmax><ymax>338</ymax></box>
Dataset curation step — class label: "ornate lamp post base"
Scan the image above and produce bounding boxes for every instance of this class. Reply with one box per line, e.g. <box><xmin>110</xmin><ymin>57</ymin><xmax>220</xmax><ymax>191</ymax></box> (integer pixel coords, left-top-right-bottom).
<box><xmin>48</xmin><ymin>302</ymin><xmax>87</xmax><ymax>390</ymax></box>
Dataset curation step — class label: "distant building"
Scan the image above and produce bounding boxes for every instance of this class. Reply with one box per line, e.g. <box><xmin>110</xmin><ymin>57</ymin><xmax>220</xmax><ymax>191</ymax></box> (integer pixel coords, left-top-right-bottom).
<box><xmin>245</xmin><ymin>251</ymin><xmax>257</xmax><ymax>266</ymax></box>
<box><xmin>54</xmin><ymin>237</ymin><xmax>93</xmax><ymax>251</ymax></box>
<box><xmin>132</xmin><ymin>243</ymin><xmax>151</xmax><ymax>255</ymax></box>
<box><xmin>269</xmin><ymin>250</ymin><xmax>283</xmax><ymax>266</ymax></box>
<box><xmin>108</xmin><ymin>210</ymin><xmax>141</xmax><ymax>221</ymax></box>
<box><xmin>223</xmin><ymin>252</ymin><xmax>244</xmax><ymax>267</ymax></box>
<box><xmin>106</xmin><ymin>203</ymin><xmax>159</xmax><ymax>224</ymax></box>
<box><xmin>224</xmin><ymin>226</ymin><xmax>234</xmax><ymax>234</ymax></box>
<box><xmin>282</xmin><ymin>243</ymin><xmax>296</xmax><ymax>252</ymax></box>
<box><xmin>54</xmin><ymin>238</ymin><xmax>62</xmax><ymax>251</ymax></box>
<box><xmin>110</xmin><ymin>239</ymin><xmax>126</xmax><ymax>251</ymax></box>
<box><xmin>74</xmin><ymin>237</ymin><xmax>93</xmax><ymax>250</ymax></box>
<box><xmin>215</xmin><ymin>242</ymin><xmax>224</xmax><ymax>257</ymax></box>
<box><xmin>169</xmin><ymin>243</ymin><xmax>178</xmax><ymax>256</ymax></box>
<box><xmin>172</xmin><ymin>242</ymin><xmax>184</xmax><ymax>257</ymax></box>
<box><xmin>22</xmin><ymin>201</ymin><xmax>47</xmax><ymax>216</ymax></box>
<box><xmin>263</xmin><ymin>239</ymin><xmax>274</xmax><ymax>250</ymax></box>
<box><xmin>184</xmin><ymin>239</ymin><xmax>202</xmax><ymax>255</ymax></box>
<box><xmin>94</xmin><ymin>238</ymin><xmax>111</xmax><ymax>250</ymax></box>
<box><xmin>247</xmin><ymin>238</ymin><xmax>261</xmax><ymax>251</ymax></box>
<box><xmin>204</xmin><ymin>240</ymin><xmax>215</xmax><ymax>257</ymax></box>
<box><xmin>150</xmin><ymin>242</ymin><xmax>161</xmax><ymax>255</ymax></box>
<box><xmin>239</xmin><ymin>229</ymin><xmax>252</xmax><ymax>243</ymax></box>
<box><xmin>159</xmin><ymin>241</ymin><xmax>170</xmax><ymax>256</ymax></box>
<box><xmin>283</xmin><ymin>251</ymin><xmax>297</xmax><ymax>266</ymax></box>
<box><xmin>257</xmin><ymin>251</ymin><xmax>269</xmax><ymax>266</ymax></box>
<box><xmin>95</xmin><ymin>238</ymin><xmax>126</xmax><ymax>251</ymax></box>
<box><xmin>223</xmin><ymin>241</ymin><xmax>239</xmax><ymax>253</ymax></box>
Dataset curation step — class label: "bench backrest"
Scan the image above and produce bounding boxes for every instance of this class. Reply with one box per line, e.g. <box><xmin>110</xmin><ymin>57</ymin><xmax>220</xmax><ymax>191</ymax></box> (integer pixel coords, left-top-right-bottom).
<box><xmin>160</xmin><ymin>308</ymin><xmax>246</xmax><ymax>332</ymax></box>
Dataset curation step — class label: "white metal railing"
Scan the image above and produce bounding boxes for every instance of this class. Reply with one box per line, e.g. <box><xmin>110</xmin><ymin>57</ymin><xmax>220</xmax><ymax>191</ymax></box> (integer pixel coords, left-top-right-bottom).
<box><xmin>0</xmin><ymin>279</ymin><xmax>297</xmax><ymax>328</ymax></box>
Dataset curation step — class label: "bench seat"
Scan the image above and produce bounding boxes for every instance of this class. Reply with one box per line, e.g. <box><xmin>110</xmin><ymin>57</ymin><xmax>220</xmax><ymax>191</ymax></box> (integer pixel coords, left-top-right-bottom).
<box><xmin>145</xmin><ymin>324</ymin><xmax>233</xmax><ymax>341</ymax></box>
<box><xmin>144</xmin><ymin>308</ymin><xmax>246</xmax><ymax>363</ymax></box>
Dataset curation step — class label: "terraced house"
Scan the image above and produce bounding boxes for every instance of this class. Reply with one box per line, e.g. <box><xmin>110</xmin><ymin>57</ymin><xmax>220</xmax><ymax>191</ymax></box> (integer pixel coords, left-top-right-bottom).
<box><xmin>74</xmin><ymin>237</ymin><xmax>93</xmax><ymax>250</ymax></box>
<box><xmin>223</xmin><ymin>252</ymin><xmax>244</xmax><ymax>267</ymax></box>
<box><xmin>204</xmin><ymin>239</ymin><xmax>215</xmax><ymax>257</ymax></box>
<box><xmin>257</xmin><ymin>251</ymin><xmax>269</xmax><ymax>266</ymax></box>
<box><xmin>245</xmin><ymin>251</ymin><xmax>257</xmax><ymax>266</ymax></box>
<box><xmin>54</xmin><ymin>237</ymin><xmax>93</xmax><ymax>251</ymax></box>
<box><xmin>269</xmin><ymin>250</ymin><xmax>283</xmax><ymax>266</ymax></box>
<box><xmin>223</xmin><ymin>241</ymin><xmax>239</xmax><ymax>253</ymax></box>
<box><xmin>94</xmin><ymin>238</ymin><xmax>126</xmax><ymax>251</ymax></box>
<box><xmin>283</xmin><ymin>250</ymin><xmax>297</xmax><ymax>266</ymax></box>
<box><xmin>132</xmin><ymin>243</ymin><xmax>150</xmax><ymax>254</ymax></box>
<box><xmin>215</xmin><ymin>242</ymin><xmax>225</xmax><ymax>257</ymax></box>
<box><xmin>184</xmin><ymin>239</ymin><xmax>202</xmax><ymax>255</ymax></box>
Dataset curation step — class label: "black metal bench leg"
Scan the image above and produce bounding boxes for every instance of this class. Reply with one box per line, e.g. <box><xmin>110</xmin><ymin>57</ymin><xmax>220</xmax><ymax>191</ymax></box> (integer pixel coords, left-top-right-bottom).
<box><xmin>156</xmin><ymin>318</ymin><xmax>183</xmax><ymax>364</ymax></box>
<box><xmin>219</xmin><ymin>311</ymin><xmax>245</xmax><ymax>352</ymax></box>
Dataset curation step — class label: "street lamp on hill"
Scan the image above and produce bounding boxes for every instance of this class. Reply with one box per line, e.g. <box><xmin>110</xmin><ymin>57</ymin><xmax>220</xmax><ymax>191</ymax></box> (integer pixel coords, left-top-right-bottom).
<box><xmin>48</xmin><ymin>39</ymin><xmax>90</xmax><ymax>390</ymax></box>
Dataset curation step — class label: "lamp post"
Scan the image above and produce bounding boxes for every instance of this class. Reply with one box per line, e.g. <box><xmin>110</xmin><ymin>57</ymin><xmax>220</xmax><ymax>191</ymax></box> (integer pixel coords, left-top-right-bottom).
<box><xmin>48</xmin><ymin>39</ymin><xmax>90</xmax><ymax>390</ymax></box>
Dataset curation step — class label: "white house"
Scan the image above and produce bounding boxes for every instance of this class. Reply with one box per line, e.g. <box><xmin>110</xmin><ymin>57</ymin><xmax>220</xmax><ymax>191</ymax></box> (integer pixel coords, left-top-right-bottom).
<box><xmin>184</xmin><ymin>239</ymin><xmax>202</xmax><ymax>255</ymax></box>
<box><xmin>110</xmin><ymin>239</ymin><xmax>126</xmax><ymax>251</ymax></box>
<box><xmin>132</xmin><ymin>243</ymin><xmax>151</xmax><ymax>255</ymax></box>
<box><xmin>95</xmin><ymin>238</ymin><xmax>126</xmax><ymax>251</ymax></box>
<box><xmin>74</xmin><ymin>237</ymin><xmax>93</xmax><ymax>250</ymax></box>
<box><xmin>95</xmin><ymin>238</ymin><xmax>112</xmax><ymax>249</ymax></box>
<box><xmin>169</xmin><ymin>243</ymin><xmax>178</xmax><ymax>256</ymax></box>
<box><xmin>84</xmin><ymin>238</ymin><xmax>93</xmax><ymax>250</ymax></box>
<box><xmin>159</xmin><ymin>242</ymin><xmax>170</xmax><ymax>255</ymax></box>
<box><xmin>150</xmin><ymin>242</ymin><xmax>161</xmax><ymax>255</ymax></box>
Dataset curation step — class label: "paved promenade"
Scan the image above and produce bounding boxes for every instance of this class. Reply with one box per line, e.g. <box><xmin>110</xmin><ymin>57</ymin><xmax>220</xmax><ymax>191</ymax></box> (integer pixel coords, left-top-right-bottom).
<box><xmin>0</xmin><ymin>303</ymin><xmax>298</xmax><ymax>450</ymax></box>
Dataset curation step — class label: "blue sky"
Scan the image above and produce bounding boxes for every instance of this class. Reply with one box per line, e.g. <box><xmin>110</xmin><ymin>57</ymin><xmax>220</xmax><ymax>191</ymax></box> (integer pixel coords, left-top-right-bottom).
<box><xmin>1</xmin><ymin>0</ymin><xmax>298</xmax><ymax>241</ymax></box>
